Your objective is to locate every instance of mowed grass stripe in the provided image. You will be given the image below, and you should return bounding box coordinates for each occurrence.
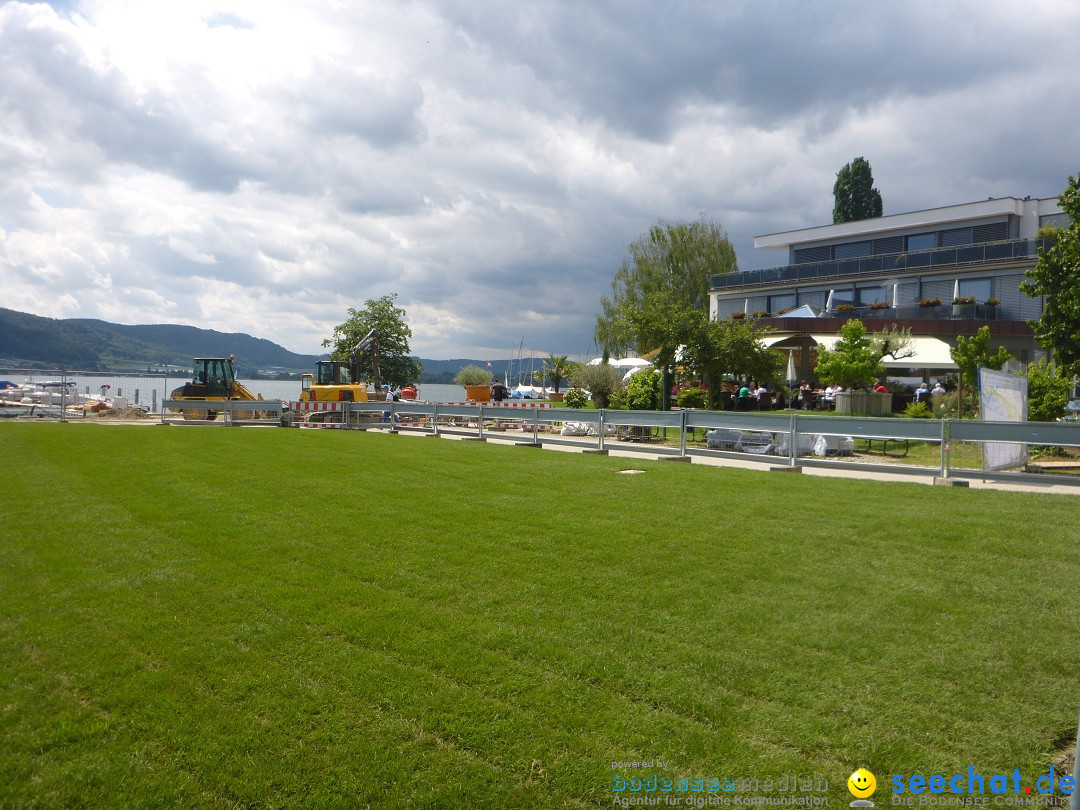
[1,424,1078,807]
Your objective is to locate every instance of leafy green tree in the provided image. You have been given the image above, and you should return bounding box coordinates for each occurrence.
[595,217,737,368]
[1021,172,1080,376]
[950,325,1011,389]
[832,157,883,224]
[682,318,781,409]
[1026,358,1071,422]
[569,363,623,409]
[624,367,661,410]
[542,354,578,394]
[814,319,883,389]
[323,294,423,388]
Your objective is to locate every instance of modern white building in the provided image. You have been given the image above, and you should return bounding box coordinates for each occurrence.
[710,195,1066,382]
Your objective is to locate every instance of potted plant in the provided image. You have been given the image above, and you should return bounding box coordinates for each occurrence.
[985,297,1000,320]
[752,310,770,318]
[870,301,891,310]
[952,295,976,317]
[453,364,494,402]
[731,311,746,319]
[919,296,942,308]
[835,303,855,314]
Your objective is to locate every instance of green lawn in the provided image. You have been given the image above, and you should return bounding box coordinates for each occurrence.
[2,424,1078,807]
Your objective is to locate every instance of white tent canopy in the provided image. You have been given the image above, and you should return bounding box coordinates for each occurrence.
[588,357,652,369]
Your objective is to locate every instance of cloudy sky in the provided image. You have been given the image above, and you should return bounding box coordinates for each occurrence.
[2,1,1078,359]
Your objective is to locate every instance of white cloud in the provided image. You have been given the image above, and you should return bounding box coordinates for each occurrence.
[1,0,1079,359]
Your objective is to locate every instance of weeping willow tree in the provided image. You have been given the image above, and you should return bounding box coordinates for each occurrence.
[595,217,737,370]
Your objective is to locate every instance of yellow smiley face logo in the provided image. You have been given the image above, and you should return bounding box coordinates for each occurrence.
[848,768,877,798]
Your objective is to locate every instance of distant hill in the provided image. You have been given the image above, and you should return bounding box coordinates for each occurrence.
[0,307,528,381]
[0,307,324,375]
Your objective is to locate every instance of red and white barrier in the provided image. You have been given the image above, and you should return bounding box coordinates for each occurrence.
[434,402,552,408]
[288,400,348,412]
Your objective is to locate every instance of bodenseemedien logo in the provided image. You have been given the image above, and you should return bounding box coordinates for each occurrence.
[849,768,877,808]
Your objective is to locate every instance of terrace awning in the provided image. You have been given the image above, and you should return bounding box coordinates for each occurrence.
[760,333,957,369]
[880,336,957,369]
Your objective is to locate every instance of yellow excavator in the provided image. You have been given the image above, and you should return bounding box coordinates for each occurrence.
[170,355,265,420]
[299,329,382,403]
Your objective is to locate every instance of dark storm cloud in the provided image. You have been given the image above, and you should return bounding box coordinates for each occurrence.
[437,1,1047,138]
[291,59,426,149]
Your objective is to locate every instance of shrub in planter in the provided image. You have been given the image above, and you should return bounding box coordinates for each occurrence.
[953,296,976,305]
[919,297,942,307]
[731,312,746,319]
[870,301,891,310]
[986,298,1000,307]
[752,310,770,318]
[453,364,494,386]
[835,304,854,312]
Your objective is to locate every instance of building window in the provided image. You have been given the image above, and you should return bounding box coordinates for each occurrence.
[957,278,991,302]
[1040,213,1070,229]
[834,241,872,260]
[939,227,973,247]
[907,233,936,251]
[769,294,796,313]
[856,286,887,305]
[794,245,831,264]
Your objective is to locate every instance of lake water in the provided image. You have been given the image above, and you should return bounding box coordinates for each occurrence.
[7,371,479,411]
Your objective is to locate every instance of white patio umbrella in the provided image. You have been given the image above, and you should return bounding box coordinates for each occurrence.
[825,290,834,311]
[743,298,750,315]
[892,283,899,308]
[786,349,797,383]
[609,357,652,369]
[953,278,960,301]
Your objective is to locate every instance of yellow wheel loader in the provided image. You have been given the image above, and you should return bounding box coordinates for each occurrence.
[170,355,265,421]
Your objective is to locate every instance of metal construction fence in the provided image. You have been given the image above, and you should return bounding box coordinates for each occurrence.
[247,399,1080,487]
[12,386,1079,487]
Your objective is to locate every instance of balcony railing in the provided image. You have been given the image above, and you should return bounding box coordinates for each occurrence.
[807,302,1001,321]
[712,238,1044,290]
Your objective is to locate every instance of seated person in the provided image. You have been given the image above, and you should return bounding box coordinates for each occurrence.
[873,382,889,393]
[822,383,841,408]
[915,382,930,401]
[797,380,814,409]
[931,381,946,395]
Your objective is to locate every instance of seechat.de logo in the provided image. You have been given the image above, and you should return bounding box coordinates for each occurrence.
[850,769,878,808]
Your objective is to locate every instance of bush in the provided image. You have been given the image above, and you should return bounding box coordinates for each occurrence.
[569,363,623,409]
[903,402,932,419]
[563,388,589,408]
[453,365,493,386]
[625,368,660,410]
[676,386,707,409]
[1027,358,1070,422]
[606,388,628,410]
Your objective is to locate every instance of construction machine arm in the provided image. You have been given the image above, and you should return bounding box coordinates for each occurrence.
[349,329,381,392]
